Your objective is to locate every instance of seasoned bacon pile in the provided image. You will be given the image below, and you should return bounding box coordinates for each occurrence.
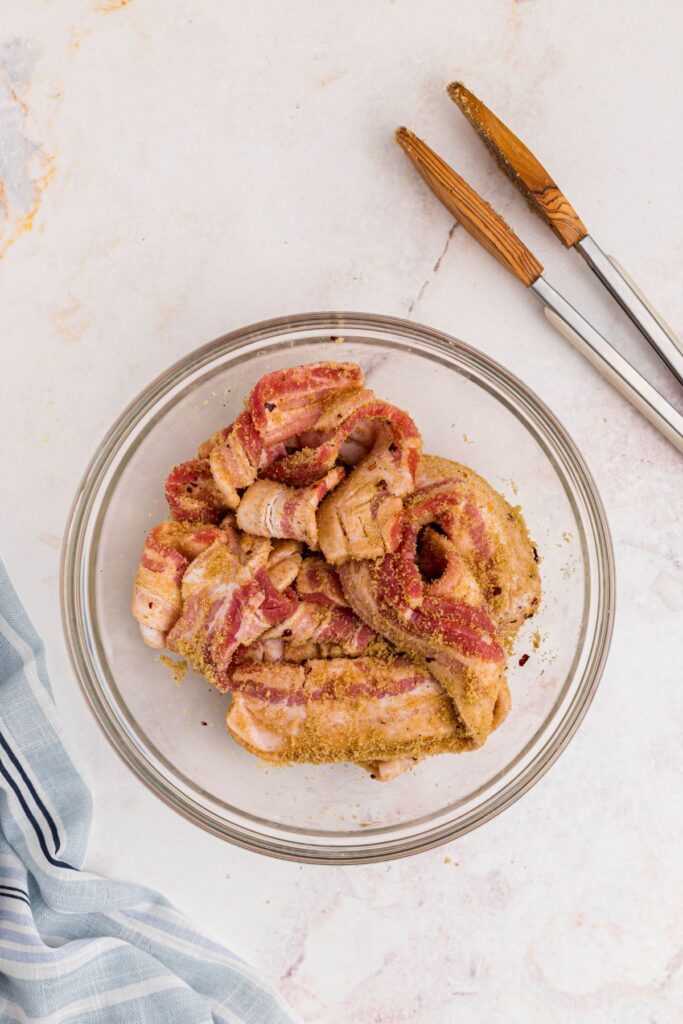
[132,361,540,780]
[340,456,540,746]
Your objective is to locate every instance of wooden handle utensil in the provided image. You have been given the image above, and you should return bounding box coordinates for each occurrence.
[395,125,683,452]
[395,126,542,286]
[447,82,683,386]
[447,82,588,248]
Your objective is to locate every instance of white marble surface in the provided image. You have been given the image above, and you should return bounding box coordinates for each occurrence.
[2,1,683,1021]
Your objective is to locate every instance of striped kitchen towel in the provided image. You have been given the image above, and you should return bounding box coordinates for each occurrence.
[0,559,299,1024]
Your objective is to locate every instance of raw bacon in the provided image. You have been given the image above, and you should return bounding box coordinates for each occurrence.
[360,757,418,782]
[263,391,421,563]
[341,555,507,747]
[263,393,420,489]
[134,362,541,779]
[266,539,303,591]
[131,521,227,647]
[295,556,347,607]
[414,456,541,638]
[316,452,406,564]
[166,539,297,686]
[230,557,376,665]
[165,459,228,524]
[339,454,540,745]
[316,419,419,562]
[232,586,377,666]
[261,600,375,652]
[207,411,274,509]
[235,467,345,548]
[249,362,363,444]
[226,657,474,764]
[199,363,363,507]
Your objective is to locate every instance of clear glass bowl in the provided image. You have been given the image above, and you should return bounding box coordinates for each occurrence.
[61,313,614,863]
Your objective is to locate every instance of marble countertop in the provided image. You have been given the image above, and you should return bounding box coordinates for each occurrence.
[2,2,682,1021]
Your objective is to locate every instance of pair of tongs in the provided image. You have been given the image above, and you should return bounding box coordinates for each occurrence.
[396,83,683,453]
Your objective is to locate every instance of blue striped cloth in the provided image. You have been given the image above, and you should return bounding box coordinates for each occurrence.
[0,560,299,1024]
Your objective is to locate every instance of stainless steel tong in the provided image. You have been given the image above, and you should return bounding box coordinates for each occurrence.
[396,84,683,453]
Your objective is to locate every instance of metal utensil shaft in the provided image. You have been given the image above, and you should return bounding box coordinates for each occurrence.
[530,276,683,452]
[576,235,683,387]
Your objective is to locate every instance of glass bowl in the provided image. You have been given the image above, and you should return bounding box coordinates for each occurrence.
[61,312,614,863]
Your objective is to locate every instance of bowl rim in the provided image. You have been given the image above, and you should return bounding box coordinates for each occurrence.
[60,311,615,864]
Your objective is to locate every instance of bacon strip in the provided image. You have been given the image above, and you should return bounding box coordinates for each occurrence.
[337,456,539,746]
[263,392,422,563]
[233,583,377,666]
[235,467,344,548]
[340,552,505,744]
[264,600,375,650]
[165,459,228,524]
[360,757,418,781]
[235,556,376,662]
[167,540,297,685]
[206,411,279,509]
[415,456,541,638]
[131,522,227,648]
[249,362,363,444]
[264,393,420,488]
[295,555,347,607]
[226,657,474,764]
[316,455,405,564]
[266,539,303,591]
[198,363,363,508]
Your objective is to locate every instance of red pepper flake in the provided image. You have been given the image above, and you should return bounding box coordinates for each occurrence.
[518,654,529,667]
[200,720,208,726]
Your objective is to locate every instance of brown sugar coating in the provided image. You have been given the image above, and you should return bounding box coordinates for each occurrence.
[131,362,541,780]
[416,455,541,646]
[226,658,475,765]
